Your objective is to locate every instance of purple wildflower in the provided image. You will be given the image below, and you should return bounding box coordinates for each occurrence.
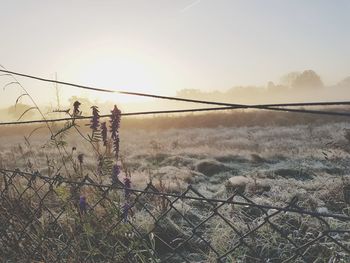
[113,137,120,159]
[110,105,121,138]
[112,164,120,184]
[122,202,130,222]
[73,101,81,117]
[110,105,121,159]
[90,106,100,131]
[79,196,87,214]
[101,122,108,146]
[124,177,131,198]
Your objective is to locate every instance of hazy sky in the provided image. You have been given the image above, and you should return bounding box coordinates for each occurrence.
[1,0,350,107]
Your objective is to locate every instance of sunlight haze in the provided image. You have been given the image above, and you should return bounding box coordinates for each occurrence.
[1,0,350,110]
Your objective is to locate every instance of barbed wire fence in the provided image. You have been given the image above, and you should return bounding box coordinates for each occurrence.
[3,68,350,127]
[1,69,350,262]
[0,168,349,262]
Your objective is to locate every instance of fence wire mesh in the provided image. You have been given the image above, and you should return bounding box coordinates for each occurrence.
[0,168,350,263]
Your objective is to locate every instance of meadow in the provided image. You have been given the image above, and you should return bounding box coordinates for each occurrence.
[1,115,350,208]
[1,110,350,262]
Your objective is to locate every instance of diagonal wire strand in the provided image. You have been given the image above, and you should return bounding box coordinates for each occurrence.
[1,104,350,126]
[1,69,350,110]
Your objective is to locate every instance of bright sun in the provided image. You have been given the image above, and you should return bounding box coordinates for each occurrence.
[63,50,160,104]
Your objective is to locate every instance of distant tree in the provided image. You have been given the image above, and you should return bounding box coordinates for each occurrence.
[280,70,323,89]
[267,81,275,89]
[280,72,300,87]
[337,76,350,87]
[176,89,203,98]
[291,70,324,89]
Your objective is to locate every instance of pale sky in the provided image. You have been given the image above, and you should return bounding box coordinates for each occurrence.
[1,0,350,107]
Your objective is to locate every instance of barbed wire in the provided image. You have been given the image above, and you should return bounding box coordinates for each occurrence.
[1,69,350,126]
[0,102,350,126]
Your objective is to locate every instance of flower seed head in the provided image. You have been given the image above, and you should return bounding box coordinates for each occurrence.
[90,106,100,131]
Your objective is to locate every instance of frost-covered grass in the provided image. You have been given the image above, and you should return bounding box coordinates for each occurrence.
[1,121,350,261]
[1,122,350,210]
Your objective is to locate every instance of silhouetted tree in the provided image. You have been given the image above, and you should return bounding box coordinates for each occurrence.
[291,70,323,89]
[280,72,300,87]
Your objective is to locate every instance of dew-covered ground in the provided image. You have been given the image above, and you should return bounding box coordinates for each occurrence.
[1,122,350,261]
[1,122,350,211]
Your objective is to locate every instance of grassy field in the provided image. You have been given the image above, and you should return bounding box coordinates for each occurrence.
[1,113,350,212]
[1,112,350,261]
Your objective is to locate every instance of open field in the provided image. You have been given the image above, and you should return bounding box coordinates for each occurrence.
[1,118,350,207]
[1,115,350,262]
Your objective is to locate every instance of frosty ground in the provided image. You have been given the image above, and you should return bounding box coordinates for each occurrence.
[1,121,350,213]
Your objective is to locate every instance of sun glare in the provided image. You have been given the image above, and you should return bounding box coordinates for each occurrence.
[65,51,160,104]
